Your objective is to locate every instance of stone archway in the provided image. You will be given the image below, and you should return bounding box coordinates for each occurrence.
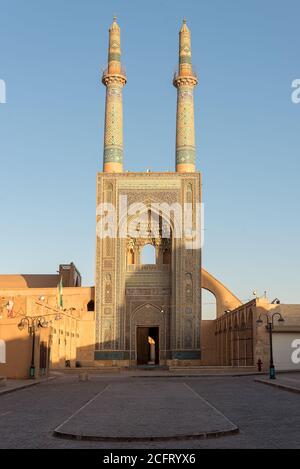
[130,304,167,366]
[202,288,217,320]
[201,269,242,318]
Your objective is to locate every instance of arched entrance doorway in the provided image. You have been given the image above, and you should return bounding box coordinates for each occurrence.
[136,326,159,365]
[130,304,167,367]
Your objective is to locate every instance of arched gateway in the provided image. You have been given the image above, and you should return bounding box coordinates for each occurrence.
[130,304,167,366]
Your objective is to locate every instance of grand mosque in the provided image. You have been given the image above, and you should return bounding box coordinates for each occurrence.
[0,19,299,378]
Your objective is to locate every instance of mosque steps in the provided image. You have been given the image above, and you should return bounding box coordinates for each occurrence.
[51,367,121,374]
[169,365,257,373]
[50,365,258,377]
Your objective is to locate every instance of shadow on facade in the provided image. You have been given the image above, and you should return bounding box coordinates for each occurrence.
[0,336,50,379]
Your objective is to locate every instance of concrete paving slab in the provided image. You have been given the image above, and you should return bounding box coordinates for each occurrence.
[54,380,238,441]
[53,367,265,379]
[0,376,56,396]
[255,373,300,394]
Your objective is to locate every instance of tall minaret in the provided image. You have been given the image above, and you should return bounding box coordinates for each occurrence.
[102,17,127,173]
[173,19,198,173]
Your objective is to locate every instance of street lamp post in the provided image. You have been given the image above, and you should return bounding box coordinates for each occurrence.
[18,316,49,379]
[256,312,284,379]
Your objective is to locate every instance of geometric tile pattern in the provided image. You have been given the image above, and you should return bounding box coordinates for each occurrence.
[173,20,198,171]
[102,17,127,170]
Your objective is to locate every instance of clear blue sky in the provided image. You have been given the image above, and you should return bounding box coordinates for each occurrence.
[0,0,299,305]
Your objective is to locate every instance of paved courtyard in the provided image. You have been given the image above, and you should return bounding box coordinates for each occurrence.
[0,373,299,448]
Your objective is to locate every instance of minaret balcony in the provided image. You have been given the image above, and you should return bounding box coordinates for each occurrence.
[102,67,127,86]
[173,70,198,88]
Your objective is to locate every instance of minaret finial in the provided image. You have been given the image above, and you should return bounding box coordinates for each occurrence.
[180,18,189,33]
[101,18,127,173]
[173,20,198,173]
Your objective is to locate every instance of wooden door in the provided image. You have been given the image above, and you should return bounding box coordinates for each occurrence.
[137,327,149,365]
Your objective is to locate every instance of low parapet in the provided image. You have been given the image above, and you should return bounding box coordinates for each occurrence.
[0,263,81,289]
[0,274,59,289]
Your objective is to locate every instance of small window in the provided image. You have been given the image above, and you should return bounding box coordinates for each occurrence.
[141,244,156,265]
[87,300,95,311]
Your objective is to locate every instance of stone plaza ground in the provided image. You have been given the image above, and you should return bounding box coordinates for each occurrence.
[0,372,300,449]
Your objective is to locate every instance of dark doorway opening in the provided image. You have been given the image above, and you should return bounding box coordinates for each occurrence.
[39,341,47,376]
[136,326,159,365]
[87,300,95,311]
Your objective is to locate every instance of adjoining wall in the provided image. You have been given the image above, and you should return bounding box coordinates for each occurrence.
[76,311,96,366]
[0,322,32,379]
[0,286,94,378]
[254,301,300,372]
[200,320,217,365]
[216,298,300,371]
[215,300,256,367]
